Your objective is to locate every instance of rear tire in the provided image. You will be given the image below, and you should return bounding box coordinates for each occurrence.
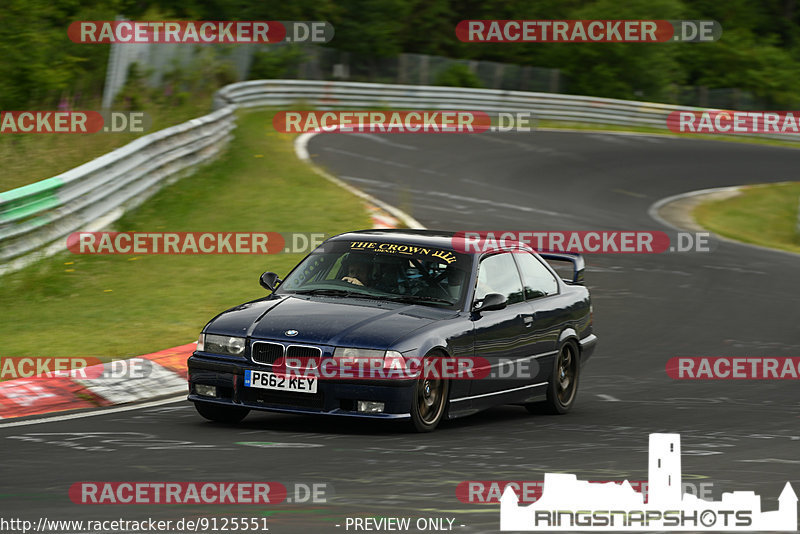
[526,341,579,415]
[194,402,249,423]
[409,354,450,432]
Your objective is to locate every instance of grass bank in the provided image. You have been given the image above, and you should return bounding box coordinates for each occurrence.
[0,96,215,192]
[0,110,371,359]
[693,182,800,254]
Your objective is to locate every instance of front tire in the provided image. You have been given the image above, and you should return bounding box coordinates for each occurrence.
[194,402,250,423]
[526,341,579,415]
[409,354,450,432]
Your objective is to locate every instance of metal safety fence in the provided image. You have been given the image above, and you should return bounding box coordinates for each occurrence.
[2,80,797,275]
[0,107,235,275]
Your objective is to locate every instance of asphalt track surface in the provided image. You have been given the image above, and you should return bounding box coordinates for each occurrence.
[2,131,799,533]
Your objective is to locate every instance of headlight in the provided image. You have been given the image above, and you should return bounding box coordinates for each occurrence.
[201,334,246,356]
[333,348,409,371]
[333,347,385,362]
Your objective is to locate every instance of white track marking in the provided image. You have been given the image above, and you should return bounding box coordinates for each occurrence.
[295,133,425,229]
[352,134,419,150]
[0,396,186,428]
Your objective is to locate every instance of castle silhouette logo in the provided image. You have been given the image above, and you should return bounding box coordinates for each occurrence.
[500,433,797,531]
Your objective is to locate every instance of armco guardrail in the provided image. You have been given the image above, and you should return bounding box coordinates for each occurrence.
[0,106,235,275]
[214,80,800,142]
[3,80,798,276]
[213,80,677,129]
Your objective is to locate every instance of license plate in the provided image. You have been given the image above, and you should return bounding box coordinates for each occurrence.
[244,370,317,394]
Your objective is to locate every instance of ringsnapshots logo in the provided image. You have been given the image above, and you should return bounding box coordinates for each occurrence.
[499,433,798,531]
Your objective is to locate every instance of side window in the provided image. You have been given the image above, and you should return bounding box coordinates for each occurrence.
[474,253,525,305]
[515,252,559,299]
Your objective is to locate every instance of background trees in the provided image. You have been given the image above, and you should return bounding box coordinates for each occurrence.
[2,0,799,109]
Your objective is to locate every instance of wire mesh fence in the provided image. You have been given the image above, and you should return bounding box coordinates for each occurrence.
[103,42,760,111]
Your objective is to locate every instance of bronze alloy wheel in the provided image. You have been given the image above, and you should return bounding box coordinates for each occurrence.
[555,342,578,406]
[410,355,450,432]
[526,341,580,415]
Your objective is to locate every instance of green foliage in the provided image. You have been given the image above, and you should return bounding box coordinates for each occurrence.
[249,45,308,79]
[5,0,800,111]
[327,0,412,57]
[115,63,149,110]
[162,46,239,95]
[434,63,483,88]
[0,0,123,109]
[535,0,686,101]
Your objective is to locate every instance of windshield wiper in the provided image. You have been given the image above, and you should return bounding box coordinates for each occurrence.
[376,294,456,306]
[292,288,370,298]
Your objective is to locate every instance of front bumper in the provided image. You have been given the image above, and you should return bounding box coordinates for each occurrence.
[187,354,414,419]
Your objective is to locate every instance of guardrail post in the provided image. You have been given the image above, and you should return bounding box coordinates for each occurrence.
[549,69,560,93]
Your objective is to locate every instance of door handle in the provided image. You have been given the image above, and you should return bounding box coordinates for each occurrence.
[523,315,534,326]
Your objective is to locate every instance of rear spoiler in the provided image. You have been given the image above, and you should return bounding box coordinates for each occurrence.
[538,252,585,285]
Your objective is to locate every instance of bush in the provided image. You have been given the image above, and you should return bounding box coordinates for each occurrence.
[434,63,482,88]
[249,45,307,79]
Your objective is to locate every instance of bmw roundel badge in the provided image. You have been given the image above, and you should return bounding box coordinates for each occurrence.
[285,329,299,337]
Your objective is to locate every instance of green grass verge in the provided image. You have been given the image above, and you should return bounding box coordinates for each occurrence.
[0,110,371,359]
[5,107,800,195]
[0,95,215,192]
[536,120,800,150]
[693,182,800,254]
[0,101,444,193]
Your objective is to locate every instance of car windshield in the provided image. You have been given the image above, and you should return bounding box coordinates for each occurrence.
[275,239,472,308]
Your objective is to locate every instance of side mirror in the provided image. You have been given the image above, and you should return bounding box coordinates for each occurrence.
[473,292,507,312]
[259,271,282,291]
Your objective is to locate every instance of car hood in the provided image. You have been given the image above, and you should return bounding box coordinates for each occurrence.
[206,295,454,349]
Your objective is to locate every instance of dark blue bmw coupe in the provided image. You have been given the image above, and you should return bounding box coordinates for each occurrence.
[187,229,597,432]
